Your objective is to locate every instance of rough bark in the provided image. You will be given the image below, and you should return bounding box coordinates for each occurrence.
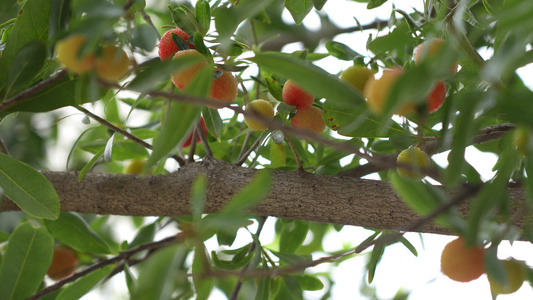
[0,159,528,235]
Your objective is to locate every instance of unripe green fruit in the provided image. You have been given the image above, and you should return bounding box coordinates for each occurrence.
[489,259,526,295]
[291,106,326,135]
[95,45,130,82]
[244,99,275,131]
[340,65,375,93]
[396,146,431,180]
[282,79,314,109]
[55,34,96,74]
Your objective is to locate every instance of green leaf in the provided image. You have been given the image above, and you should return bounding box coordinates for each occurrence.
[0,0,52,93]
[195,0,211,36]
[285,0,313,25]
[4,40,47,98]
[312,0,327,10]
[325,41,362,61]
[56,264,115,300]
[49,0,72,43]
[367,0,388,9]
[124,263,138,297]
[192,244,213,300]
[191,174,207,219]
[294,274,324,291]
[367,243,384,283]
[146,66,212,169]
[251,52,364,106]
[0,152,60,219]
[128,223,156,250]
[45,212,113,255]
[0,222,54,300]
[280,220,309,253]
[170,4,198,36]
[264,76,283,102]
[323,102,405,137]
[269,250,311,266]
[398,236,418,257]
[213,6,239,39]
[131,24,158,51]
[220,170,271,214]
[202,107,223,142]
[255,277,271,300]
[133,244,187,300]
[0,74,107,117]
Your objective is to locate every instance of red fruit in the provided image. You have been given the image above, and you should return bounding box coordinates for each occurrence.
[291,106,326,135]
[426,81,446,113]
[47,246,78,281]
[282,79,314,109]
[182,118,208,148]
[158,27,195,61]
[207,68,238,109]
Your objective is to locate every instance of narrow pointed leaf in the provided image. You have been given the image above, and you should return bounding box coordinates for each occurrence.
[0,222,54,300]
[45,212,113,254]
[0,152,60,219]
[56,264,115,300]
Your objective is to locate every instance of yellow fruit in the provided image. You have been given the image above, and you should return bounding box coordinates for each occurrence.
[291,106,326,135]
[415,38,458,75]
[340,65,375,93]
[55,34,96,73]
[244,99,275,131]
[95,45,131,82]
[396,146,431,180]
[489,259,526,295]
[47,246,78,281]
[440,237,485,283]
[123,159,149,174]
[364,68,414,116]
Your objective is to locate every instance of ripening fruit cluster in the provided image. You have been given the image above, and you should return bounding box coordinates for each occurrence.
[158,27,238,109]
[47,246,78,281]
[55,34,131,82]
[342,38,456,116]
[281,80,326,135]
[440,237,527,296]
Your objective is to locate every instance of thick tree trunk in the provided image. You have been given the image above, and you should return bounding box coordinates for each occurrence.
[0,159,528,235]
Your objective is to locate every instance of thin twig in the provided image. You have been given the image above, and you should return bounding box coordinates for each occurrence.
[0,70,68,111]
[76,105,186,167]
[285,135,303,170]
[28,235,182,300]
[235,133,267,166]
[197,123,213,158]
[229,217,267,300]
[188,125,198,163]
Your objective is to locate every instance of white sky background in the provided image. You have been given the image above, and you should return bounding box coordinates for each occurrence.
[64,0,533,299]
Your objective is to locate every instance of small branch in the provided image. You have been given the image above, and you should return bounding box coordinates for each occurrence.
[339,123,515,178]
[235,133,266,166]
[188,126,198,163]
[28,235,183,300]
[285,135,303,170]
[76,105,186,167]
[197,124,213,159]
[0,70,68,111]
[140,10,161,39]
[229,217,267,300]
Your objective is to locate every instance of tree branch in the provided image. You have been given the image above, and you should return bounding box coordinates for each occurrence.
[0,159,528,236]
